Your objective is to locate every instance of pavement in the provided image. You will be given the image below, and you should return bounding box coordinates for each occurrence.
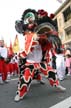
[0,75,71,108]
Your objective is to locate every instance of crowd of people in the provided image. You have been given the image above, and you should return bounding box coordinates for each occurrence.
[0,39,19,84]
[0,39,71,82]
[50,48,71,81]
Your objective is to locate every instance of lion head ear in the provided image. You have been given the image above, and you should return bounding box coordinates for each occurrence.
[49,13,55,19]
[37,9,48,18]
[21,8,38,21]
[21,9,32,20]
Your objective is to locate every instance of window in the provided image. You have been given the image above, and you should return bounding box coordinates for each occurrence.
[53,19,58,30]
[63,6,71,22]
[65,29,71,40]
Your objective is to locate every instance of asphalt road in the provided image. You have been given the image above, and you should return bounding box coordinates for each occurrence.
[0,75,71,108]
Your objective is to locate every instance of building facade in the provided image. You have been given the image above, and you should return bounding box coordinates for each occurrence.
[53,0,71,49]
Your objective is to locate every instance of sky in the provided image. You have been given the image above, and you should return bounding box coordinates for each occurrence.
[0,0,66,48]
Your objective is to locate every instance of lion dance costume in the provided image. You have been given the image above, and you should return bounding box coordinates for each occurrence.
[14,9,66,101]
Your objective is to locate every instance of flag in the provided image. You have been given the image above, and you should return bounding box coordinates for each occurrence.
[4,43,7,48]
[13,35,20,53]
[57,0,63,3]
[8,40,14,56]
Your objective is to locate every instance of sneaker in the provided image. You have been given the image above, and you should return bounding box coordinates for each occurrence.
[39,80,45,85]
[59,78,64,81]
[0,80,4,85]
[7,74,11,80]
[14,94,21,102]
[0,76,4,84]
[4,80,9,83]
[37,79,45,85]
[67,73,71,76]
[56,85,66,91]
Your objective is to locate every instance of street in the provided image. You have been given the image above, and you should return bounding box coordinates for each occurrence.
[0,75,71,108]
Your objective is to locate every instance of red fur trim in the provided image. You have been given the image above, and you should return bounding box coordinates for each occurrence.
[36,74,42,80]
[19,51,27,58]
[49,79,54,86]
[55,80,59,86]
[38,9,48,17]
[49,79,59,86]
[20,86,27,97]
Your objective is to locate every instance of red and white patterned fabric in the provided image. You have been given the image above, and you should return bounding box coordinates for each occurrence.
[15,33,60,99]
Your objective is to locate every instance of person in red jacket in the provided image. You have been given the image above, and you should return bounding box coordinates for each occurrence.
[0,38,8,84]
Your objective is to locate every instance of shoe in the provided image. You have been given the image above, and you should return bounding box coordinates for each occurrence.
[58,77,65,81]
[14,94,21,102]
[39,80,45,85]
[56,85,66,91]
[67,73,71,76]
[59,78,64,81]
[7,74,11,80]
[4,80,9,83]
[0,76,4,84]
[0,80,4,85]
[37,80,45,85]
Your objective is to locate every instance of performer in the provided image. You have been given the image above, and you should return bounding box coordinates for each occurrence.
[56,48,66,81]
[0,38,8,83]
[13,53,19,75]
[14,9,66,101]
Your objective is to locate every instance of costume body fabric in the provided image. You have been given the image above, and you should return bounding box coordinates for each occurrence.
[15,33,60,100]
[14,9,66,101]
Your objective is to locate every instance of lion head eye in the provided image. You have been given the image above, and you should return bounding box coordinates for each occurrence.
[24,12,35,24]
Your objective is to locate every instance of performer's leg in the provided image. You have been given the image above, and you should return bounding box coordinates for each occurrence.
[10,63,14,76]
[15,63,19,75]
[4,63,11,81]
[40,63,66,91]
[14,68,34,102]
[47,70,59,86]
[48,70,66,91]
[67,67,71,75]
[2,63,8,82]
[0,60,4,84]
[40,64,59,86]
[33,70,45,84]
[0,74,4,84]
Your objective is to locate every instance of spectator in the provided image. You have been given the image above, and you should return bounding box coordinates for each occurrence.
[0,39,8,84]
[56,48,66,81]
[65,54,71,76]
[52,55,56,69]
